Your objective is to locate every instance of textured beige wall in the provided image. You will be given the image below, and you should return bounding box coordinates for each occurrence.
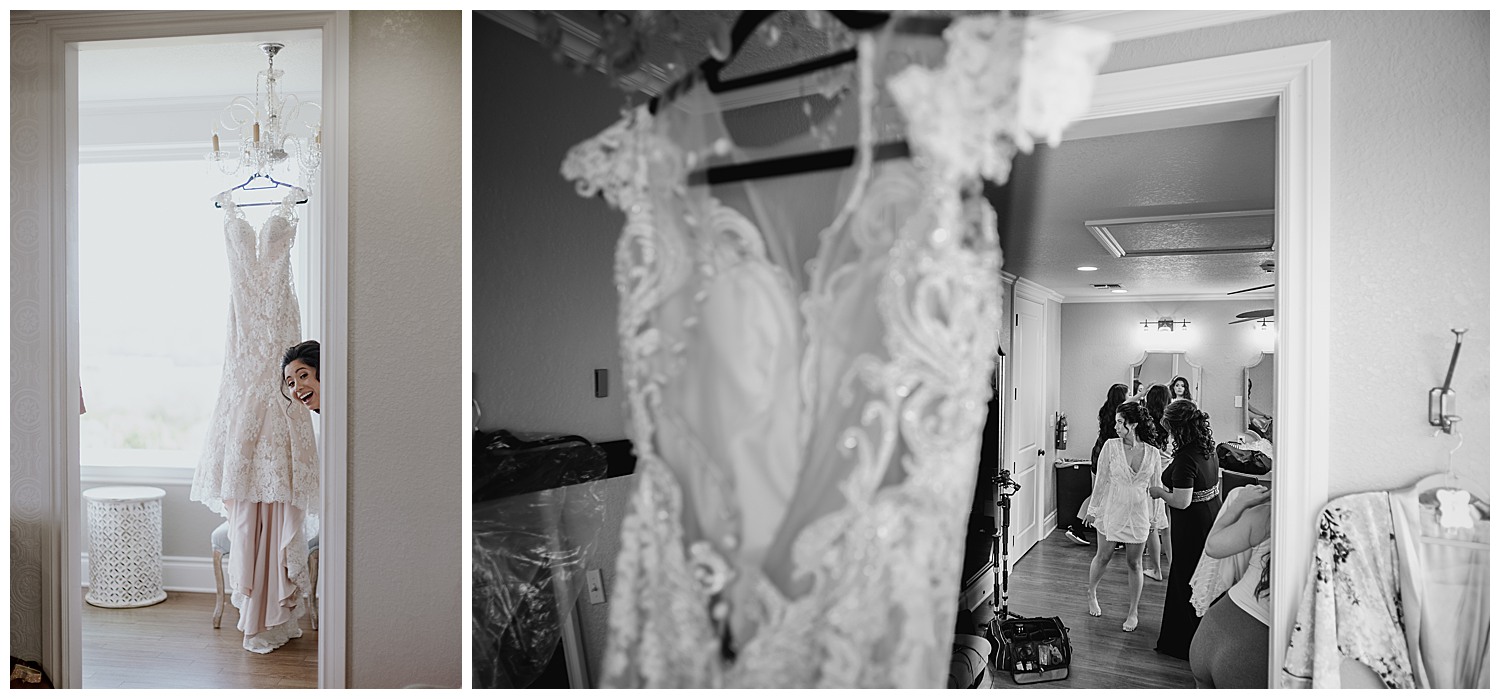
[347,10,462,688]
[10,18,52,663]
[1103,10,1489,498]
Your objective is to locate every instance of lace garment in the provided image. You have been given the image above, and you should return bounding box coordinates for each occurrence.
[562,13,1108,688]
[191,187,319,653]
[1087,438,1165,545]
[191,188,320,516]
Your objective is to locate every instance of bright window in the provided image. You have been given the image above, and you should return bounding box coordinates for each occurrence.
[78,158,310,469]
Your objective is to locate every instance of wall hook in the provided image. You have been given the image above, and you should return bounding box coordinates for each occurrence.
[1428,327,1467,433]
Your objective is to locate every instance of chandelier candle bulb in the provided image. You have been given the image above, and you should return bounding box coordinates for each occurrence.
[212,132,219,152]
[253,122,260,144]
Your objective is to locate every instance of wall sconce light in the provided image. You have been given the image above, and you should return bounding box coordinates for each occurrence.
[1141,318,1190,332]
[1255,319,1274,331]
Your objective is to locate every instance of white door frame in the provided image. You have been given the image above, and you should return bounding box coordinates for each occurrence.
[19,10,350,689]
[1079,42,1331,684]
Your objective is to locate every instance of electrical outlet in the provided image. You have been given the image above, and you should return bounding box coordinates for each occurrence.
[586,568,605,605]
[594,369,609,398]
[1234,395,1243,408]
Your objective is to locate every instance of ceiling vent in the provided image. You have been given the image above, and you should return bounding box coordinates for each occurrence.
[1085,209,1274,258]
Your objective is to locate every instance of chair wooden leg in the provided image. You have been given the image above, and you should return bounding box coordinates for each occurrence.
[308,549,319,630]
[212,549,225,629]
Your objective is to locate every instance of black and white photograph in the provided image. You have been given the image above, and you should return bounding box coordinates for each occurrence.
[472,9,1488,691]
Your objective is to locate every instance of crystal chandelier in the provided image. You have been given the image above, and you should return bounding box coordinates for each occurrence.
[209,42,321,187]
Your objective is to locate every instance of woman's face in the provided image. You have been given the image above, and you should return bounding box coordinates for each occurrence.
[1172,379,1187,397]
[1114,414,1133,440]
[284,359,319,412]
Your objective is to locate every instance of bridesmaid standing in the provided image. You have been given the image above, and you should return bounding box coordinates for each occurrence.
[1148,399,1222,660]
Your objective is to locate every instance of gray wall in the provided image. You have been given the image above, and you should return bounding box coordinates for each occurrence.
[346,9,462,688]
[1055,299,1279,462]
[472,15,629,442]
[1103,10,1489,498]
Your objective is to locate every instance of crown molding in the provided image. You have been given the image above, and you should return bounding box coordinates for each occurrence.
[480,10,1291,114]
[1033,10,1291,43]
[479,10,669,96]
[1061,291,1275,304]
[1012,275,1065,304]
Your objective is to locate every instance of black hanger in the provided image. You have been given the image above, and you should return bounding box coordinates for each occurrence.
[649,11,894,115]
[214,172,309,209]
[647,11,948,187]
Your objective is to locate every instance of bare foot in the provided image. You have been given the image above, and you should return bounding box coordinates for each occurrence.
[1123,613,1139,632]
[1088,593,1102,617]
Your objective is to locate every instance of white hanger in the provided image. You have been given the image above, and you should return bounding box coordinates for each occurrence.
[1402,423,1488,547]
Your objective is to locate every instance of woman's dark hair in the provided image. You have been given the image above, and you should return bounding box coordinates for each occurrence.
[1170,375,1194,400]
[1144,384,1171,431]
[1254,549,1271,600]
[1097,383,1130,438]
[1162,398,1213,459]
[279,340,320,404]
[1116,400,1160,448]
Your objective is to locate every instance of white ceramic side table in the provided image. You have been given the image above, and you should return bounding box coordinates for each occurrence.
[83,486,168,608]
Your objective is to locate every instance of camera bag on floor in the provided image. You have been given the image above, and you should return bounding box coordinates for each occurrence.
[996,616,1072,684]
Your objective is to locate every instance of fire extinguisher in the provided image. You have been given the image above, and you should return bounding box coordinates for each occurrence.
[1054,412,1068,451]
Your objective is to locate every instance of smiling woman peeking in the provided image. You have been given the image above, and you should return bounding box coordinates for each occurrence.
[281,340,321,414]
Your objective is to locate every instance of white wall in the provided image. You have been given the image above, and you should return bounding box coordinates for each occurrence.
[346,10,462,688]
[472,16,628,442]
[1056,299,1279,466]
[1103,10,1489,498]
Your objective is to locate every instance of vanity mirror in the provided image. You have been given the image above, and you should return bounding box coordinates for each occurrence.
[1243,351,1275,439]
[1129,351,1202,402]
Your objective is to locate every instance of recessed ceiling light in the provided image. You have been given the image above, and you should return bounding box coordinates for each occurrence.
[1111,289,1128,294]
[1077,266,1098,271]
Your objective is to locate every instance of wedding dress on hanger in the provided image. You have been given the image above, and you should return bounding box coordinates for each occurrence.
[563,13,1109,687]
[191,186,320,653]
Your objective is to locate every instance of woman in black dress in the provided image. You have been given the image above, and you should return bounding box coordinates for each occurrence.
[1147,398,1221,660]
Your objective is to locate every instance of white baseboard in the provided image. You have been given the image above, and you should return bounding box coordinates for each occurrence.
[81,553,219,594]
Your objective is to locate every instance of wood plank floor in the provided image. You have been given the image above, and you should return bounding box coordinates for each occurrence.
[82,591,317,689]
[988,529,1194,689]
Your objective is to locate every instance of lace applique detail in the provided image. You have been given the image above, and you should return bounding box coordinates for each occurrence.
[887,14,1110,189]
[191,189,319,518]
[569,14,1108,687]
[561,107,652,210]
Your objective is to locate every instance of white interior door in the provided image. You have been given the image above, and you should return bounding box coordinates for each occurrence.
[1006,293,1046,557]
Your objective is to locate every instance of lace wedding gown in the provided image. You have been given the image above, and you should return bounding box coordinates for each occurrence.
[563,13,1109,688]
[191,186,320,653]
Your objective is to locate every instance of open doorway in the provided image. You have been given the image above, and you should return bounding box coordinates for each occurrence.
[974,40,1330,690]
[74,29,324,689]
[49,16,343,687]
[987,109,1278,688]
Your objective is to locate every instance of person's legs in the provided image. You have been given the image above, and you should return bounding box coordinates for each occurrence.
[1086,535,1116,617]
[1144,530,1163,580]
[1190,598,1269,689]
[1122,541,1145,631]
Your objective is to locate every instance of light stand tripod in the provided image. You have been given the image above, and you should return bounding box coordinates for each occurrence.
[986,465,1023,653]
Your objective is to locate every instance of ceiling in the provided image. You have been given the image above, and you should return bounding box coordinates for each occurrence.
[77,29,322,104]
[999,116,1277,301]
